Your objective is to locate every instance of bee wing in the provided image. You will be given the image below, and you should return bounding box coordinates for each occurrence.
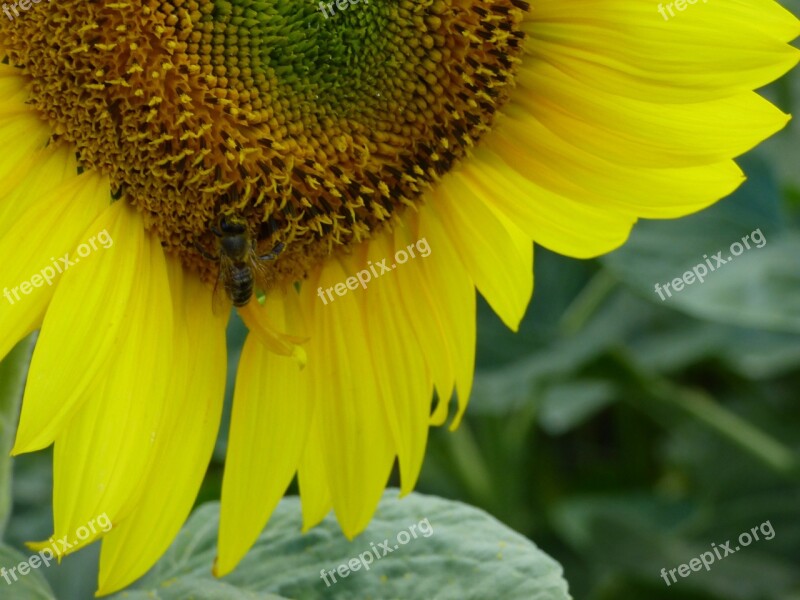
[248,244,281,300]
[212,254,234,316]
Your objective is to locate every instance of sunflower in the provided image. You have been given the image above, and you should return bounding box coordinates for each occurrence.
[0,0,797,594]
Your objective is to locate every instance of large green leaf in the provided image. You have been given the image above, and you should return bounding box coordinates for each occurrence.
[0,542,56,599]
[116,490,570,600]
[0,334,35,537]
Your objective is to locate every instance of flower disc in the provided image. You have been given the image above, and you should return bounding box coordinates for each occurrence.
[0,0,528,283]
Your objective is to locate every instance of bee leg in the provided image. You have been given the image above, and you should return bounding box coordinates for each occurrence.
[211,225,223,237]
[194,241,218,261]
[259,242,284,261]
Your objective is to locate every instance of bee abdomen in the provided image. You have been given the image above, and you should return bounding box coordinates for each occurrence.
[229,265,254,307]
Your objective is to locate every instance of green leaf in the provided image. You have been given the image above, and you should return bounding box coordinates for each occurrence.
[0,542,56,599]
[0,334,35,537]
[116,580,286,600]
[121,490,571,600]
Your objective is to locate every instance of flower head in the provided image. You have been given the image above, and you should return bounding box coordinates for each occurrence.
[0,0,796,594]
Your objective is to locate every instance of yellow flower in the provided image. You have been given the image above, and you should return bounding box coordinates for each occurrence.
[0,0,796,594]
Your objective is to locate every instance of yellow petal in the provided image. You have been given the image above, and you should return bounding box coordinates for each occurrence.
[524,1,799,103]
[12,193,154,454]
[363,232,431,495]
[96,258,226,596]
[298,408,333,532]
[465,146,636,259]
[416,205,476,430]
[45,210,173,556]
[0,143,79,239]
[0,170,107,363]
[296,268,333,533]
[216,288,311,577]
[433,172,533,331]
[304,257,395,537]
[516,62,790,168]
[238,299,308,365]
[488,107,747,220]
[0,63,32,104]
[391,219,455,408]
[0,109,51,190]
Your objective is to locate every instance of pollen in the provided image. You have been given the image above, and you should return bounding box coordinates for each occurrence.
[0,0,529,284]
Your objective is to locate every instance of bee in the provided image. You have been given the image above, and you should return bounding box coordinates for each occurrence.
[196,214,284,312]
